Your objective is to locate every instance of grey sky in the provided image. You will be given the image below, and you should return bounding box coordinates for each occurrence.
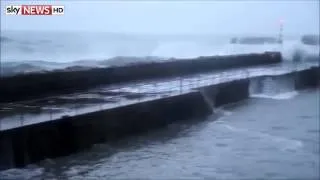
[1,0,319,35]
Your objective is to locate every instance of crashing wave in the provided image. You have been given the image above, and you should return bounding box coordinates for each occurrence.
[291,34,319,62]
[1,56,166,76]
[1,31,318,76]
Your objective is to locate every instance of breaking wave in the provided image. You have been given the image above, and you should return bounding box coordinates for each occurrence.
[1,31,318,75]
[2,31,316,61]
[250,91,298,100]
[249,75,299,100]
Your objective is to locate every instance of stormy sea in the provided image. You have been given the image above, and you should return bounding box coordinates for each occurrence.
[0,31,319,179]
[0,88,319,179]
[1,31,318,76]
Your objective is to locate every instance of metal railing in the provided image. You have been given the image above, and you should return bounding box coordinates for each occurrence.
[0,64,307,131]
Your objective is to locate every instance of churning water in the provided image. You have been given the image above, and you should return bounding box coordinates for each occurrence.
[1,31,318,77]
[0,89,318,179]
[1,31,319,179]
[1,31,317,63]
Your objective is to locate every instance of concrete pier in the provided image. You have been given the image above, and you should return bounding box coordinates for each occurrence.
[0,52,281,103]
[0,61,318,170]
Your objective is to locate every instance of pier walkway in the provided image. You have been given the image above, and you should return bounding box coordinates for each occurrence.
[0,61,318,132]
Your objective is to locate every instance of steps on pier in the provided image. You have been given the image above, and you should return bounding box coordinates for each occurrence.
[250,75,295,96]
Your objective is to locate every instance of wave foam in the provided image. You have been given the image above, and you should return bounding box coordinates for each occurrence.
[251,91,298,100]
[1,32,318,63]
[223,124,303,151]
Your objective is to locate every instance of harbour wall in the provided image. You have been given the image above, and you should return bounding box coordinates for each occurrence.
[0,52,281,103]
[0,65,318,170]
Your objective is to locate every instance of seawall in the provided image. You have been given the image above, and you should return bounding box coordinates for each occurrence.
[0,52,281,103]
[0,65,318,170]
[295,67,320,90]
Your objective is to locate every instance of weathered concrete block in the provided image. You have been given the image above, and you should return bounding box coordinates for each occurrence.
[0,91,211,169]
[295,67,320,89]
[214,80,250,107]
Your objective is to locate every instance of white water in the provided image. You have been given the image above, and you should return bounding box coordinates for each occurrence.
[251,91,299,100]
[1,89,318,179]
[1,31,318,63]
[249,73,300,100]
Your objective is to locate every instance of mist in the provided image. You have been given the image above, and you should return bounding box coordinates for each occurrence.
[1,1,319,35]
[0,1,319,66]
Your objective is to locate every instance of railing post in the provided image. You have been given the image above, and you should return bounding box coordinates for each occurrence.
[74,94,77,115]
[50,105,52,121]
[197,75,199,88]
[0,112,3,130]
[20,113,23,126]
[117,87,120,106]
[76,94,78,115]
[222,73,224,83]
[138,85,141,102]
[48,100,53,120]
[187,80,190,91]
[180,77,182,94]
[50,107,52,120]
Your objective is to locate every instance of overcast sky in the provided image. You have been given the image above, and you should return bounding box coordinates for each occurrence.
[1,0,319,35]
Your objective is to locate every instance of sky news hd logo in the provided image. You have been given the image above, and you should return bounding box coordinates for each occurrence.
[6,5,64,15]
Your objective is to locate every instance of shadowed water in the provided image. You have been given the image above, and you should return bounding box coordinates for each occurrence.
[0,89,319,179]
